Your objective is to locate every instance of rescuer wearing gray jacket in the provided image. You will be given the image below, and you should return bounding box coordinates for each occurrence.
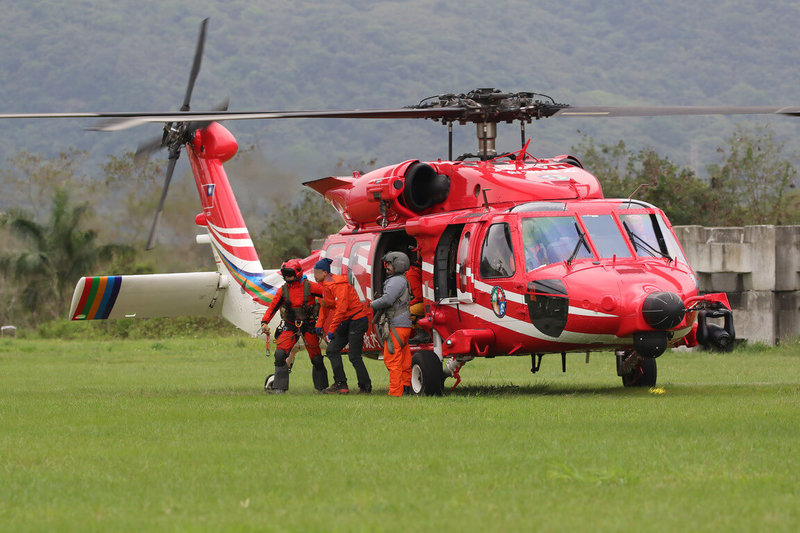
[370,251,413,396]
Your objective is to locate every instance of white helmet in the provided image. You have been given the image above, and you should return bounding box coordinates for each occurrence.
[382,251,410,274]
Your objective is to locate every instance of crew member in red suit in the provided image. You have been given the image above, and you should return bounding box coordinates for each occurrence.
[260,259,328,394]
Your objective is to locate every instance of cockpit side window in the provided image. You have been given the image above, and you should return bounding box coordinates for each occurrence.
[479,223,516,279]
[656,214,688,263]
[619,213,669,258]
[581,215,631,258]
[522,216,592,271]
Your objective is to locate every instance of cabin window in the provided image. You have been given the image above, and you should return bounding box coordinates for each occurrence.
[323,243,346,275]
[581,215,631,258]
[348,241,371,301]
[521,216,592,271]
[480,223,516,279]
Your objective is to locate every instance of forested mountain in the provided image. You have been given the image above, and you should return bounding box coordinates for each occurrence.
[2,0,800,187]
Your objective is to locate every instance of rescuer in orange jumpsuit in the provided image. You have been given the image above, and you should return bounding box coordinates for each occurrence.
[313,257,372,394]
[260,259,328,394]
[370,252,412,396]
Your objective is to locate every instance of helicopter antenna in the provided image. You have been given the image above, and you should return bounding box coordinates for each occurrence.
[626,182,650,207]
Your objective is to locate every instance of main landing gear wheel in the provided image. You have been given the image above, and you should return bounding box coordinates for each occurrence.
[264,374,275,391]
[621,358,657,387]
[410,350,444,396]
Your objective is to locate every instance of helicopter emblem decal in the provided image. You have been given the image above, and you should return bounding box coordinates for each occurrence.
[491,286,507,318]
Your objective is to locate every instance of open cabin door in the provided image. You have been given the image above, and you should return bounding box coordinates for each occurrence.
[372,230,418,298]
[433,223,475,304]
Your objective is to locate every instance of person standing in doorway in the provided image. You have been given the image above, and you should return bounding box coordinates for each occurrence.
[370,251,412,397]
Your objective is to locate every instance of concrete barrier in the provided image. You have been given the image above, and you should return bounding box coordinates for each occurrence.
[674,225,800,345]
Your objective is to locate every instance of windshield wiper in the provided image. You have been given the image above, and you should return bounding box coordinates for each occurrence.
[622,221,671,260]
[566,222,590,265]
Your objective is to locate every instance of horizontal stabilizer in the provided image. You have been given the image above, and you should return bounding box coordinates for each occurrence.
[69,272,224,320]
[303,176,354,196]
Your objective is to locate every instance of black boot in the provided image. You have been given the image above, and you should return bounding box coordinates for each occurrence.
[311,355,329,392]
[272,349,290,392]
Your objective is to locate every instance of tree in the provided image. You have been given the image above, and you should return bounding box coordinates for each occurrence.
[0,188,128,323]
[253,189,344,268]
[99,151,166,244]
[0,149,88,218]
[706,125,799,225]
[572,135,712,225]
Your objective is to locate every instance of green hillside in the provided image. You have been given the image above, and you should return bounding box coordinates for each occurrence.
[2,0,800,183]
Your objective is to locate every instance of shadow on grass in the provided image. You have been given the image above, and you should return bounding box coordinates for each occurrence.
[447,382,636,397]
[444,381,800,398]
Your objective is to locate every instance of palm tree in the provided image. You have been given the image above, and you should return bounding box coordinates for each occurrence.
[1,188,128,322]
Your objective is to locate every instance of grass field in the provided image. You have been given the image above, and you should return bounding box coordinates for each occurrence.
[2,336,799,532]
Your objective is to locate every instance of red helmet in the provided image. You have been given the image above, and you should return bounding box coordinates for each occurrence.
[280,259,303,281]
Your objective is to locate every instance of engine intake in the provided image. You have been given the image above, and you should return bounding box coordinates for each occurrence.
[403,162,450,212]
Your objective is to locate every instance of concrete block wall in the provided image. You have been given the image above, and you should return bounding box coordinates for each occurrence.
[674,225,800,345]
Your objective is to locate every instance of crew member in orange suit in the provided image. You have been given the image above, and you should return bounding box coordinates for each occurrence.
[313,258,372,394]
[260,259,327,394]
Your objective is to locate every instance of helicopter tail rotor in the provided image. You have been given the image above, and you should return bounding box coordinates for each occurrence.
[134,97,229,167]
[142,18,211,249]
[146,148,180,250]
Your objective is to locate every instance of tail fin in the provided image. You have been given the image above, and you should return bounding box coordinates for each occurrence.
[185,122,283,333]
[69,122,321,336]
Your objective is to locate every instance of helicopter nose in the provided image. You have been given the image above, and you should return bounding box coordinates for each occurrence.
[642,291,686,330]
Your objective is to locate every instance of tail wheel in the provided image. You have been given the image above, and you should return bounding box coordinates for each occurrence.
[410,350,444,396]
[621,358,657,387]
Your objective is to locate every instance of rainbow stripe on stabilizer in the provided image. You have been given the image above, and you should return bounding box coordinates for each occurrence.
[71,276,122,320]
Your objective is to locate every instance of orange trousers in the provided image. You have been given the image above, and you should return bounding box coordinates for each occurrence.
[383,327,412,397]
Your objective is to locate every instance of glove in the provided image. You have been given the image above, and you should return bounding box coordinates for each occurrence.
[315,327,324,337]
[260,323,270,336]
[327,332,334,342]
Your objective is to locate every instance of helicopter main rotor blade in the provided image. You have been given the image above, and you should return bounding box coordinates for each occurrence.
[184,97,231,135]
[6,104,800,132]
[182,18,208,112]
[548,105,800,118]
[83,107,467,132]
[146,152,179,250]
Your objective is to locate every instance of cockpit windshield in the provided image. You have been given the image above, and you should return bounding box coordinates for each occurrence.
[522,216,592,270]
[521,211,687,272]
[619,213,662,257]
[580,215,631,259]
[618,213,687,262]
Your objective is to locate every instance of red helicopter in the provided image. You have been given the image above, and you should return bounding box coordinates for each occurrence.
[3,19,793,394]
